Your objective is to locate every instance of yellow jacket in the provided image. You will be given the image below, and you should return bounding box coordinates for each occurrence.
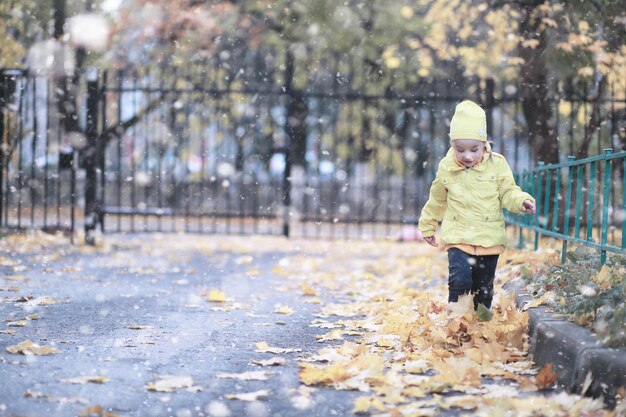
[418,148,534,247]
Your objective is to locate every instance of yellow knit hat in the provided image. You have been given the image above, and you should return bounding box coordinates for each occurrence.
[449,100,487,141]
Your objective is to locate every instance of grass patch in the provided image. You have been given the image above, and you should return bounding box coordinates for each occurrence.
[526,247,626,348]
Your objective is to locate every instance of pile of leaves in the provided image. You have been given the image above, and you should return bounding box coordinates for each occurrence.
[527,247,626,348]
[271,243,613,416]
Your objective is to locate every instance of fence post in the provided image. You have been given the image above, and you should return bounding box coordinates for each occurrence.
[83,69,101,245]
[282,49,294,238]
[534,162,544,250]
[622,158,626,250]
[600,148,613,264]
[517,171,527,249]
[561,156,576,263]
[0,71,5,228]
[587,161,596,241]
[543,169,552,232]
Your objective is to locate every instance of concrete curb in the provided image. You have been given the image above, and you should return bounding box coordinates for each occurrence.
[503,279,626,409]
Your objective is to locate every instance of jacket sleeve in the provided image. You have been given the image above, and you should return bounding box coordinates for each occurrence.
[498,158,535,213]
[418,165,447,237]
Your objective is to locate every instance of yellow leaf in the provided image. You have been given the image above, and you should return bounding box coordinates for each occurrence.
[61,376,109,384]
[225,389,271,401]
[556,42,574,52]
[521,39,540,49]
[593,265,612,290]
[235,255,253,264]
[316,330,344,342]
[301,282,317,296]
[273,305,294,315]
[207,289,226,302]
[216,371,270,381]
[79,405,119,417]
[299,362,351,385]
[431,357,482,387]
[375,338,396,348]
[400,6,414,19]
[542,18,557,28]
[578,66,595,77]
[145,375,196,392]
[526,291,555,309]
[579,20,590,33]
[404,360,430,374]
[250,357,286,366]
[6,340,60,355]
[24,296,58,306]
[255,341,301,354]
[353,396,386,413]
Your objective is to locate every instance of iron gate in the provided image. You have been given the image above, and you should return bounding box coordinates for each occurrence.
[95,54,496,240]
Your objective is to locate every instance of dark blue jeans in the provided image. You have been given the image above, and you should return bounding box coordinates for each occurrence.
[447,248,499,309]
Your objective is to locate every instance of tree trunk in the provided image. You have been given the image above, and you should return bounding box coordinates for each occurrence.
[517,2,559,164]
[283,49,307,168]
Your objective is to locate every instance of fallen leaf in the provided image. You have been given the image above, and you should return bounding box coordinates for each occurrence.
[7,340,60,355]
[225,389,271,401]
[273,305,294,315]
[431,357,481,388]
[216,371,270,381]
[525,292,555,309]
[23,390,51,400]
[254,341,301,354]
[145,375,199,392]
[316,330,345,342]
[353,396,386,413]
[24,296,58,306]
[79,405,119,417]
[404,360,430,374]
[127,325,149,330]
[207,290,226,303]
[535,363,557,389]
[4,274,27,281]
[0,329,17,335]
[299,362,352,386]
[7,321,26,327]
[301,282,317,296]
[250,357,286,366]
[61,376,109,384]
[235,256,254,264]
[593,265,612,290]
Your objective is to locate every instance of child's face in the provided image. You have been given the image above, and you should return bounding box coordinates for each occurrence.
[452,139,485,168]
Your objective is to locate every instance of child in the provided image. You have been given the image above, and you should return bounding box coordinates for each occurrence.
[418,100,536,310]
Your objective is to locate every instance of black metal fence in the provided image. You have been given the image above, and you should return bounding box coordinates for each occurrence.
[1,52,624,241]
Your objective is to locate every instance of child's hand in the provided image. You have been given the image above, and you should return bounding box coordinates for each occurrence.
[520,199,536,214]
[424,236,439,247]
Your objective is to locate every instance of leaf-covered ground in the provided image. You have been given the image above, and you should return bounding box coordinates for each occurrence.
[0,231,622,417]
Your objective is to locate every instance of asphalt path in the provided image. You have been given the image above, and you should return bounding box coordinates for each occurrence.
[0,234,372,417]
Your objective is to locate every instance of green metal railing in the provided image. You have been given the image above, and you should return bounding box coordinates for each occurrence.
[507,149,626,264]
